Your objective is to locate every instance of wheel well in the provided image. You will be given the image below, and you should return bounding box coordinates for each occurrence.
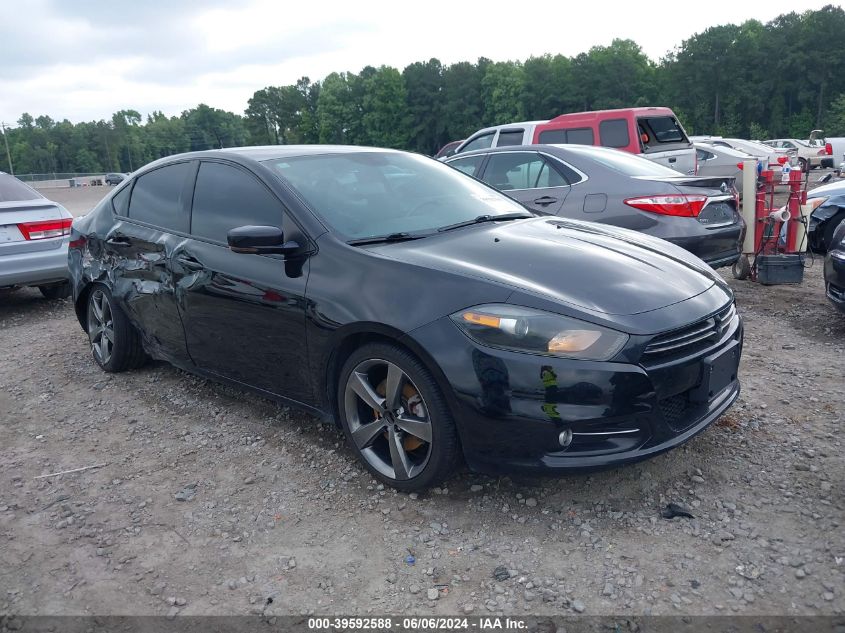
[74,282,94,330]
[325,330,458,430]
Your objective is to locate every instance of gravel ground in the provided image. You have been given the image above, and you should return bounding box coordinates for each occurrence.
[1,183,843,618]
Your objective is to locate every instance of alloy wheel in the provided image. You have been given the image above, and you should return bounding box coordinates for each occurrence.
[343,359,433,481]
[89,290,115,365]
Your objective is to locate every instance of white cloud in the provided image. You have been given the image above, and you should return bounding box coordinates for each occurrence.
[0,0,833,123]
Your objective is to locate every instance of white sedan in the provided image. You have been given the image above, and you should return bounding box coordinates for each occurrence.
[0,172,72,299]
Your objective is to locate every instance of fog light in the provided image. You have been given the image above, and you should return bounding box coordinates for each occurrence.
[558,429,573,448]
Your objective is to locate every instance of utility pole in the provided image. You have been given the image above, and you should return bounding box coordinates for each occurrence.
[0,122,13,175]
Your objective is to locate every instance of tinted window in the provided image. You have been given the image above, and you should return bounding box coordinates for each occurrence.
[267,152,526,239]
[461,133,495,153]
[599,119,629,148]
[696,148,715,161]
[112,183,131,216]
[448,155,485,177]
[547,157,583,184]
[0,174,42,202]
[496,129,525,147]
[191,162,283,243]
[638,116,687,145]
[128,162,191,231]
[483,153,568,191]
[538,128,595,146]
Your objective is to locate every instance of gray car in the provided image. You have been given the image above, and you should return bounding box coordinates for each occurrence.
[445,144,744,268]
[0,172,72,298]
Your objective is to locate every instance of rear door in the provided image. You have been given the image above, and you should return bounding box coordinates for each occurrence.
[173,160,312,402]
[478,151,570,214]
[636,115,696,175]
[107,161,195,365]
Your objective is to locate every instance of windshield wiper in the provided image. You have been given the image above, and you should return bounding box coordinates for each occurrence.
[347,232,428,246]
[437,212,533,233]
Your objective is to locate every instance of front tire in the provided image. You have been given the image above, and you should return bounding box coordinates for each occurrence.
[86,286,147,372]
[39,282,71,300]
[337,343,460,492]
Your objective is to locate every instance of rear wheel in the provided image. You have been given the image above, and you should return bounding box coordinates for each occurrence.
[732,255,751,280]
[39,282,71,300]
[87,286,147,372]
[798,158,808,173]
[338,343,460,491]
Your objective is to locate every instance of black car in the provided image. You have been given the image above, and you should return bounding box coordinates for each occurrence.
[446,144,744,269]
[69,146,743,491]
[824,219,845,313]
[807,179,845,253]
[105,173,127,186]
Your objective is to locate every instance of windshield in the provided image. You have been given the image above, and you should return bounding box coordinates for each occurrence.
[559,145,681,177]
[265,151,527,239]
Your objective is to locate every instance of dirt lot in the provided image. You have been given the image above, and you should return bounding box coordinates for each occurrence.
[1,185,843,619]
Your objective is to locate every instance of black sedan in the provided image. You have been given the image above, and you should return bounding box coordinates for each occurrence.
[807,179,845,253]
[824,219,845,313]
[68,146,743,490]
[445,144,744,269]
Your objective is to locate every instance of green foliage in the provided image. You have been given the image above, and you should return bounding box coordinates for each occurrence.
[6,5,845,172]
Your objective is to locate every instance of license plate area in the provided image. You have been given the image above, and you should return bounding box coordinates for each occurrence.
[690,341,739,403]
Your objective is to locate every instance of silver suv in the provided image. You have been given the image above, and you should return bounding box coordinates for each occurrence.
[0,173,72,299]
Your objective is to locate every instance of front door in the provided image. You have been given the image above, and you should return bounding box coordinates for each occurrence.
[172,160,312,403]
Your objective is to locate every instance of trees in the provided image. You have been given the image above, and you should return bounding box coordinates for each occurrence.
[5,5,845,172]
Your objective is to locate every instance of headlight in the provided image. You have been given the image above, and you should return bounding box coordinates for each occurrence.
[450,304,629,361]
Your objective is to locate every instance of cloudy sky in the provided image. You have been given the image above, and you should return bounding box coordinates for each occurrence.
[0,0,833,125]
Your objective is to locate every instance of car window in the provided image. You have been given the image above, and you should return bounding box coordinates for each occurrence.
[191,162,283,243]
[0,174,42,202]
[266,151,526,240]
[599,119,629,148]
[538,127,595,146]
[461,133,495,153]
[638,116,687,145]
[496,129,525,147]
[448,155,485,177]
[696,149,715,161]
[112,183,131,216]
[127,162,191,232]
[483,153,568,191]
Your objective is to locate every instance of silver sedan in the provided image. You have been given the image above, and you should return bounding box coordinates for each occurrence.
[695,143,754,197]
[0,172,72,299]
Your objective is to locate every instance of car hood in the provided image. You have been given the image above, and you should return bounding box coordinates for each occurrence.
[807,180,845,199]
[368,218,719,316]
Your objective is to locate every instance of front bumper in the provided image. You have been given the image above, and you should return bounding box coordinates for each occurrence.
[824,250,845,313]
[0,239,70,288]
[411,309,743,475]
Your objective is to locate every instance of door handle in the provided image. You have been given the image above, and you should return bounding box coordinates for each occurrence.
[175,254,204,271]
[106,236,130,247]
[533,196,558,206]
[668,157,677,163]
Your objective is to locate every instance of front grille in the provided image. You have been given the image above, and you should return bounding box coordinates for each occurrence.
[829,283,844,302]
[658,393,695,432]
[643,303,736,360]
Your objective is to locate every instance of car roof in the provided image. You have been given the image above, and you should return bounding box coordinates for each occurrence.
[445,143,632,160]
[135,145,407,173]
[694,142,750,156]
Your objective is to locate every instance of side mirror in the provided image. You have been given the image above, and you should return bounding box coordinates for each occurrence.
[227,225,300,255]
